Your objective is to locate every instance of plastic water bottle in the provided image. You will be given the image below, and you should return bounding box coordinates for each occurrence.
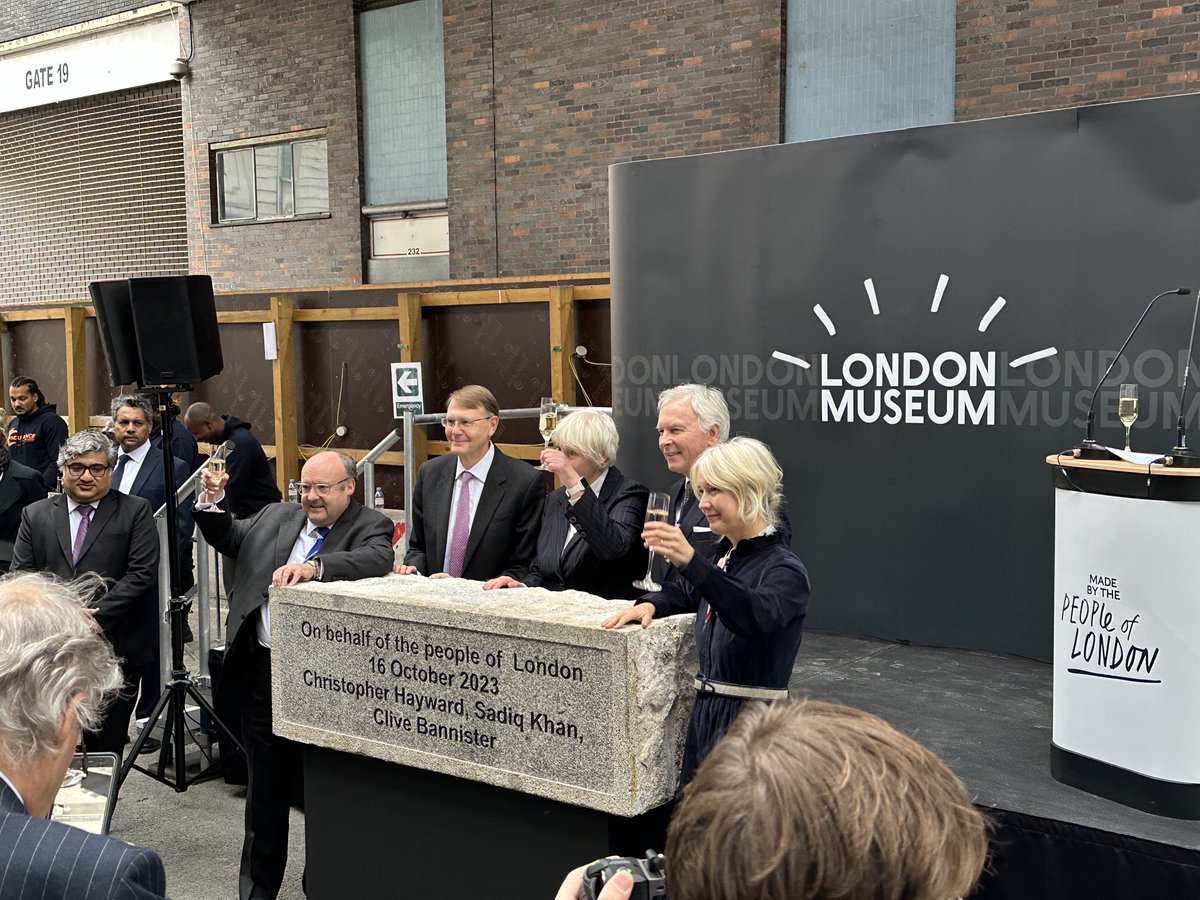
[374,487,385,510]
[288,479,298,503]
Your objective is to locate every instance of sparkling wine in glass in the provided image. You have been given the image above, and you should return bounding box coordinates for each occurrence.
[1118,384,1137,453]
[536,397,558,471]
[1118,384,1138,452]
[633,491,672,593]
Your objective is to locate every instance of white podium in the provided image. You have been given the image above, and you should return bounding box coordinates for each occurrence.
[1048,454,1200,818]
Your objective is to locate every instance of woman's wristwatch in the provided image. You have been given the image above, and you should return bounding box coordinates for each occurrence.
[565,479,587,501]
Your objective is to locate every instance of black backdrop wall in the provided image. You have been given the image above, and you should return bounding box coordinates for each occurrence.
[610,93,1200,660]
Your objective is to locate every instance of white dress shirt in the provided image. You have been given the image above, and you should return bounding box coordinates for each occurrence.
[116,440,153,494]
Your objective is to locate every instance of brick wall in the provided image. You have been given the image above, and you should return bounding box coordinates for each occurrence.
[0,84,187,307]
[0,1,143,42]
[956,1,1200,120]
[444,0,784,278]
[184,0,363,291]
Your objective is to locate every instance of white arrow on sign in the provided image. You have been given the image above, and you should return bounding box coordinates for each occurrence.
[396,369,419,395]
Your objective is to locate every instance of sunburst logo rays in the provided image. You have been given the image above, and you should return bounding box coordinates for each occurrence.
[771,274,1058,370]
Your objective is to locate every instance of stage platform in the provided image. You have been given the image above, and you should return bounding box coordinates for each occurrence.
[791,632,1200,897]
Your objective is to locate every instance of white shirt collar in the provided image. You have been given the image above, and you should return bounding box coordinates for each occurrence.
[587,468,608,495]
[455,442,496,483]
[120,440,153,464]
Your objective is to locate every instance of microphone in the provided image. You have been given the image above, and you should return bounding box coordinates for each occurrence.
[1077,287,1191,459]
[1167,290,1200,467]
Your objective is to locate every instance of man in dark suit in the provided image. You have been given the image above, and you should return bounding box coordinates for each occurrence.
[397,384,546,581]
[0,441,47,572]
[111,394,195,727]
[655,384,729,574]
[482,409,648,599]
[0,572,168,899]
[11,431,159,754]
[194,450,393,900]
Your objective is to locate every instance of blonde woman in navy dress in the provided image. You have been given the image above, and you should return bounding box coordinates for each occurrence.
[602,437,810,785]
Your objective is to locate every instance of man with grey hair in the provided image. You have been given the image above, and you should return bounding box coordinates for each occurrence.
[655,384,731,572]
[0,572,168,898]
[11,431,159,753]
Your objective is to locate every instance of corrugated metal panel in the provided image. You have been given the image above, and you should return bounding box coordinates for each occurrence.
[359,0,448,206]
[785,0,953,142]
[0,82,187,306]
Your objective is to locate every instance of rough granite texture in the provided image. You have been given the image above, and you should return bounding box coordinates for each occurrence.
[270,575,696,815]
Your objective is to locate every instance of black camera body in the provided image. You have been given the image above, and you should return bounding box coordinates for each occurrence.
[578,850,667,900]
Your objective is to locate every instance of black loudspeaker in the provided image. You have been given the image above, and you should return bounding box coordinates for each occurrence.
[89,275,223,387]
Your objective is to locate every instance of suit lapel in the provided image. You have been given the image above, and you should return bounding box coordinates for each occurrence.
[432,461,455,566]
[546,491,572,577]
[275,507,307,565]
[130,451,160,497]
[53,495,72,564]
[464,453,508,566]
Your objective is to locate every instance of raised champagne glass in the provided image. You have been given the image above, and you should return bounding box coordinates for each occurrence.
[1118,383,1138,452]
[536,397,559,471]
[632,491,672,593]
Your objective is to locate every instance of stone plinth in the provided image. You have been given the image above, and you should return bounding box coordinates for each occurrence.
[270,576,697,816]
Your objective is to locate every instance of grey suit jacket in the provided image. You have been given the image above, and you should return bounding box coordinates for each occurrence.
[194,498,394,647]
[403,446,546,581]
[0,780,167,899]
[11,491,159,664]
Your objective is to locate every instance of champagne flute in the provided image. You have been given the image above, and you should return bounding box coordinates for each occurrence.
[536,397,558,471]
[1119,383,1138,452]
[205,442,229,499]
[632,491,672,593]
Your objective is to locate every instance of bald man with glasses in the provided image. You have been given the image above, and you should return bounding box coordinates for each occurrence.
[194,450,393,900]
[396,384,545,581]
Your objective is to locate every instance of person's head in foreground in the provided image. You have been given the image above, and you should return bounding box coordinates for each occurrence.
[666,698,989,900]
[0,573,122,817]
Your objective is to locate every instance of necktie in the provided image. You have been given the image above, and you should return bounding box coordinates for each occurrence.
[305,526,329,561]
[72,505,93,565]
[677,480,694,524]
[446,471,474,577]
[114,454,131,489]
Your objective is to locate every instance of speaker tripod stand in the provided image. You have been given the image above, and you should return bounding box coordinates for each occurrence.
[117,388,244,792]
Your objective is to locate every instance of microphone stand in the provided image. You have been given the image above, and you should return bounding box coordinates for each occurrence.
[1077,287,1191,459]
[1167,291,1200,467]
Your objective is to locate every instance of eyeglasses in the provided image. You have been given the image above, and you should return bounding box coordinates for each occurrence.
[441,416,496,429]
[296,478,352,496]
[64,463,111,477]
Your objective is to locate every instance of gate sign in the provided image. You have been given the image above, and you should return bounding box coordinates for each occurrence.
[391,363,424,418]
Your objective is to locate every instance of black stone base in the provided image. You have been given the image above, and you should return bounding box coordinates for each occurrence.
[304,745,673,900]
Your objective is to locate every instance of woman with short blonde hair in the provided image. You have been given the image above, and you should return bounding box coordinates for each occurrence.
[603,436,809,784]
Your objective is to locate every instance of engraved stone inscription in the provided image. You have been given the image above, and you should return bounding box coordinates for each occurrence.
[282,607,612,790]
